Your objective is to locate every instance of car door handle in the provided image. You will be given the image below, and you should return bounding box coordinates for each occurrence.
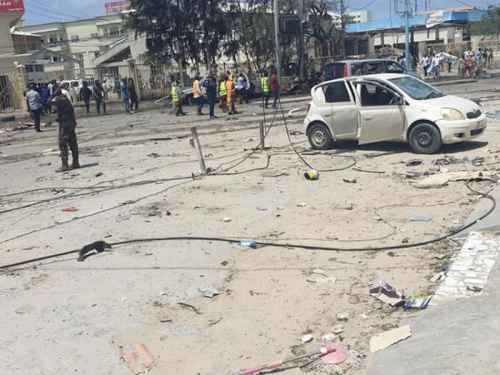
[363,116,374,121]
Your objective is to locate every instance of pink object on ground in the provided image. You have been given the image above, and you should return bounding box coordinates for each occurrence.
[322,344,347,365]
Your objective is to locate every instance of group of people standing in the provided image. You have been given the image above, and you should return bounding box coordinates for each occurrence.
[170,67,281,120]
[119,78,140,113]
[419,48,496,80]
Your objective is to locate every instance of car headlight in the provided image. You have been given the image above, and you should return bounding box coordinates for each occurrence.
[441,108,465,121]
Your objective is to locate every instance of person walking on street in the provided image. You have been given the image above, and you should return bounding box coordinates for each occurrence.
[171,78,186,116]
[79,81,92,114]
[128,78,139,112]
[26,83,43,132]
[121,79,130,113]
[52,89,80,172]
[192,76,204,115]
[219,74,228,113]
[235,72,245,104]
[40,83,50,114]
[260,70,270,108]
[94,80,107,115]
[270,68,280,109]
[204,73,217,120]
[226,73,237,115]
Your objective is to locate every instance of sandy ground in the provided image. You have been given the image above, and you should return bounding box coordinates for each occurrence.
[1,92,500,375]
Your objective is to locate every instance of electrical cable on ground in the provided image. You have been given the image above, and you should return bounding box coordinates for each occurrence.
[0,181,495,271]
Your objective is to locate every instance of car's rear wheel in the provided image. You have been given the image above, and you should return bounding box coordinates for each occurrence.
[308,122,334,150]
[409,123,442,154]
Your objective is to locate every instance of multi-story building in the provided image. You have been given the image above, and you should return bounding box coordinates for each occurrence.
[16,14,128,80]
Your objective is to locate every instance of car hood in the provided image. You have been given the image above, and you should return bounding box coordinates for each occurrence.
[421,95,480,114]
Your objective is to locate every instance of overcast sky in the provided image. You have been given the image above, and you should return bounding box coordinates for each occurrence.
[23,0,497,25]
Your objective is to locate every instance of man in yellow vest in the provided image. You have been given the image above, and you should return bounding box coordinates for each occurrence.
[171,77,186,117]
[226,72,237,115]
[260,70,270,108]
[218,74,228,113]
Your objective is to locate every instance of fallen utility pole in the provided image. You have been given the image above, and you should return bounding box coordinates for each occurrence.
[191,127,207,175]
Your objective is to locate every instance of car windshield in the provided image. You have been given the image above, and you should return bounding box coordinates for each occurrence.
[389,76,444,100]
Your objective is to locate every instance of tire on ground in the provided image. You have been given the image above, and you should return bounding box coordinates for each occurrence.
[307,122,334,150]
[408,122,442,154]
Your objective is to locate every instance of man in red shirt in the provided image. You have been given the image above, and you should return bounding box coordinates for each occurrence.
[270,68,280,109]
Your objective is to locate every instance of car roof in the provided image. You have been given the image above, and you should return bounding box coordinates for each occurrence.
[352,73,408,80]
[335,59,398,64]
[312,73,409,91]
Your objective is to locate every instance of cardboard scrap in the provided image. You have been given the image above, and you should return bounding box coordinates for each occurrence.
[370,325,412,353]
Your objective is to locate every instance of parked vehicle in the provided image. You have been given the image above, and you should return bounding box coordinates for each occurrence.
[304,74,487,154]
[323,59,405,80]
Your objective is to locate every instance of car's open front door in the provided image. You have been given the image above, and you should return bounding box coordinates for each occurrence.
[353,80,406,145]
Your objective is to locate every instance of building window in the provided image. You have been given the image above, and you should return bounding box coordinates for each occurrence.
[49,35,57,44]
[35,65,44,72]
[25,64,34,72]
[71,35,80,42]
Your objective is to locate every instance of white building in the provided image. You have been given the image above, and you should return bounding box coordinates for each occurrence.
[16,14,127,80]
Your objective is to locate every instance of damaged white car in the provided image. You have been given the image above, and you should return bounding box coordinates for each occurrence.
[304,74,487,154]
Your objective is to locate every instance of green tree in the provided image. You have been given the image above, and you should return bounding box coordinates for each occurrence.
[127,0,228,71]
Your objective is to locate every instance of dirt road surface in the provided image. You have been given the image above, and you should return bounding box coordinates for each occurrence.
[1,94,499,374]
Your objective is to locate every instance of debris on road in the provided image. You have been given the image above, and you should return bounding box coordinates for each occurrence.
[208,317,223,327]
[240,240,257,249]
[238,345,340,375]
[336,312,349,321]
[332,324,344,334]
[199,287,221,298]
[404,295,432,310]
[120,343,155,374]
[177,302,202,315]
[430,272,446,282]
[302,334,314,343]
[369,325,412,353]
[306,269,336,284]
[343,178,357,184]
[414,171,498,189]
[322,333,336,343]
[321,343,347,365]
[406,159,423,167]
[369,280,405,307]
[62,207,79,212]
[304,169,319,180]
[410,215,432,223]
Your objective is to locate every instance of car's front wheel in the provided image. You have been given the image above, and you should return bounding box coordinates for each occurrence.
[409,123,442,154]
[308,122,334,150]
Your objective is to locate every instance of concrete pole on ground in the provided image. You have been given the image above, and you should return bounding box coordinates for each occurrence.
[191,127,207,175]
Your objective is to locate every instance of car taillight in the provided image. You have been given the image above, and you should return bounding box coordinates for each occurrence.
[343,64,348,77]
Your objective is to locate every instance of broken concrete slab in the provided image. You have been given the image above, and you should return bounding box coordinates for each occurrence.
[369,325,412,353]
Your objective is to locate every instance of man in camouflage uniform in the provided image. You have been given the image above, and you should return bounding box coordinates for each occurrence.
[52,88,80,172]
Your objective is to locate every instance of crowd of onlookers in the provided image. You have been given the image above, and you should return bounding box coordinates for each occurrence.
[419,48,496,80]
[168,67,280,119]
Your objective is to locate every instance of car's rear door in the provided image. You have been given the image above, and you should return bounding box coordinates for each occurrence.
[353,80,406,144]
[318,80,358,138]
